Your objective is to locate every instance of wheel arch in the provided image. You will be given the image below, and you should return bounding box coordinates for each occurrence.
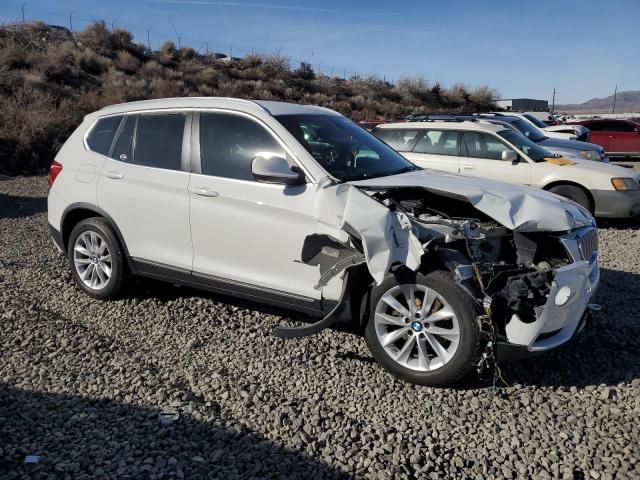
[542,180,595,213]
[61,203,133,269]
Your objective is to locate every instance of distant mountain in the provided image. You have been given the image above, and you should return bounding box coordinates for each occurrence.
[556,90,640,113]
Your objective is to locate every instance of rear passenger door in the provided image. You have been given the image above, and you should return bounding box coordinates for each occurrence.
[459,131,531,185]
[96,111,193,270]
[402,129,460,173]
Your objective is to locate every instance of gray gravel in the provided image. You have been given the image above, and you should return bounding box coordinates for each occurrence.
[1,174,639,479]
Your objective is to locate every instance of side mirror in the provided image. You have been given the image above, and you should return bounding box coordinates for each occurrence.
[251,155,305,186]
[501,150,518,162]
[634,127,640,134]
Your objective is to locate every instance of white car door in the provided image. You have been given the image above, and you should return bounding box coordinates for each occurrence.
[188,111,321,306]
[459,131,531,185]
[402,129,460,174]
[97,111,193,270]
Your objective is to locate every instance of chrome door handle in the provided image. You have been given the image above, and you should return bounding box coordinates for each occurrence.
[102,170,124,179]
[190,186,219,197]
[463,165,475,170]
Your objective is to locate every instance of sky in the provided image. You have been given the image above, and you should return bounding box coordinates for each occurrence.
[0,0,638,104]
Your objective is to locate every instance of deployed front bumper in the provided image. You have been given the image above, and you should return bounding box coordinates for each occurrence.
[498,226,600,359]
[592,189,640,218]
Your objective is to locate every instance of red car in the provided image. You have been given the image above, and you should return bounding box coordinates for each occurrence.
[571,119,640,157]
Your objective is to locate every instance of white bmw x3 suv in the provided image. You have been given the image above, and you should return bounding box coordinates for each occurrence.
[48,98,600,386]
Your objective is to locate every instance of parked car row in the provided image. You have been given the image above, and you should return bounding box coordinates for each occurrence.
[569,118,640,157]
[403,112,640,158]
[49,97,608,386]
[373,119,640,218]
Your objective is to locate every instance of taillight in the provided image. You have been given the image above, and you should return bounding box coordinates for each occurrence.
[48,160,63,187]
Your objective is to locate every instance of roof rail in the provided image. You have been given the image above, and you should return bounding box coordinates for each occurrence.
[405,114,479,123]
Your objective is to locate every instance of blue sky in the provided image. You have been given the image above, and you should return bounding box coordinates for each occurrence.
[1,0,638,103]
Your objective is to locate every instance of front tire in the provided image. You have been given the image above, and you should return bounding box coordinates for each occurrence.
[67,217,126,299]
[364,270,481,386]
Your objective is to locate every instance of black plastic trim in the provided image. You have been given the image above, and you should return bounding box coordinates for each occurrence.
[131,258,325,316]
[48,223,65,252]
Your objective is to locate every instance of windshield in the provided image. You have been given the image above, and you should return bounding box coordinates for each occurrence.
[274,114,419,181]
[497,129,554,162]
[523,114,550,129]
[509,118,547,143]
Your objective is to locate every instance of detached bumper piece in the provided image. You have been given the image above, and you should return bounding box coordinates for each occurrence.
[501,260,599,354]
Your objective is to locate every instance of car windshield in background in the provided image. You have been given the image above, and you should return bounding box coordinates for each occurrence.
[523,114,551,129]
[274,114,419,181]
[497,129,553,162]
[510,118,547,143]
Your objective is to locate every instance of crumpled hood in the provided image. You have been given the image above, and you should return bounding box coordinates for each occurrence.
[540,137,603,153]
[349,169,593,232]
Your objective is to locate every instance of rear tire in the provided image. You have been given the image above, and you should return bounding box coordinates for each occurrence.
[548,184,592,213]
[364,270,481,386]
[67,217,126,299]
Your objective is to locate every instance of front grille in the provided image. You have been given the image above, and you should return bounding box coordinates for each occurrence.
[577,228,598,263]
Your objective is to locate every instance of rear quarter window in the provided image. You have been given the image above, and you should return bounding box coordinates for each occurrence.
[375,129,421,152]
[86,116,123,156]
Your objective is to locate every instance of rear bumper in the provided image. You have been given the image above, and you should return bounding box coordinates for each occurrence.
[592,189,640,218]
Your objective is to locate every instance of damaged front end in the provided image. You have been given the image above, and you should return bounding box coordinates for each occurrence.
[277,170,599,358]
[359,185,599,356]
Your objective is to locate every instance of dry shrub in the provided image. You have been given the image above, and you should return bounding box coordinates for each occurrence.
[76,21,112,55]
[77,49,109,75]
[115,50,141,74]
[0,89,76,174]
[111,28,134,50]
[158,41,178,66]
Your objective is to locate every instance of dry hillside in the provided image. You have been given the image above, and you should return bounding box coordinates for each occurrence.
[0,21,498,175]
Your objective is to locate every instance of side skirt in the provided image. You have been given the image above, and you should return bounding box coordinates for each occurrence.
[130,258,325,316]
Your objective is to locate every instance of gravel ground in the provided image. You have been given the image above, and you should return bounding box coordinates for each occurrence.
[1,174,639,480]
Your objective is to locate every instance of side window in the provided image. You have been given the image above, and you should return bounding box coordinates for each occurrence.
[111,115,136,162]
[133,113,186,170]
[375,129,420,152]
[610,122,635,132]
[199,112,285,181]
[87,115,123,156]
[413,130,459,155]
[462,132,513,160]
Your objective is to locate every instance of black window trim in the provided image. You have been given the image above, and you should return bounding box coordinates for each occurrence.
[191,108,314,184]
[106,109,193,173]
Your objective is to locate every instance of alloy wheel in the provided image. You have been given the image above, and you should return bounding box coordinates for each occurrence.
[373,283,460,371]
[73,231,112,291]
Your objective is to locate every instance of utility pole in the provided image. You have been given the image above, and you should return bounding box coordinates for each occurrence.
[146,28,151,51]
[612,84,618,114]
[68,11,73,32]
[229,44,233,59]
[21,2,25,23]
[169,18,181,48]
[551,87,556,114]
